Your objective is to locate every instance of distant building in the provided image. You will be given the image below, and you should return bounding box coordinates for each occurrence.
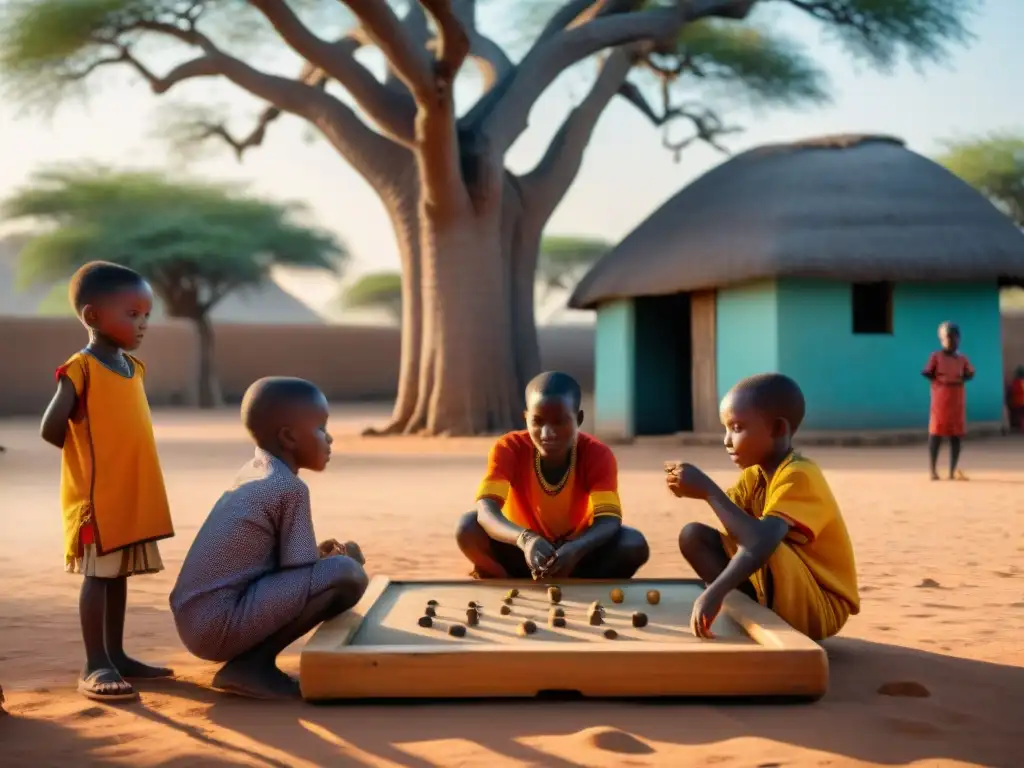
[0,235,329,324]
[569,135,1024,439]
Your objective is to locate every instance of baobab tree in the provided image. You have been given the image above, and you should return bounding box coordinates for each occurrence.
[0,0,970,435]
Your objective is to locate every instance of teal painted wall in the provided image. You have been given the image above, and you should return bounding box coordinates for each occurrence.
[715,280,780,401]
[594,299,635,439]
[774,279,1004,430]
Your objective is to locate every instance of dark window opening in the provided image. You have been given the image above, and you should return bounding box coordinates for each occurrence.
[851,281,893,335]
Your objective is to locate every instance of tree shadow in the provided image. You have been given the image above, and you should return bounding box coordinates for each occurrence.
[119,638,1018,768]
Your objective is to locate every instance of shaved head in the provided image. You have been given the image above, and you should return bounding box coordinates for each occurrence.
[525,371,582,411]
[727,373,806,434]
[240,377,326,447]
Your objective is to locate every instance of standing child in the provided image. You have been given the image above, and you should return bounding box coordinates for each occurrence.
[170,377,368,700]
[922,322,975,480]
[40,261,175,702]
[667,373,860,642]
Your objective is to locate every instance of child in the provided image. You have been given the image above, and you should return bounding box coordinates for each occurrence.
[667,373,859,642]
[456,371,649,580]
[169,376,368,700]
[922,322,975,480]
[1009,365,1024,433]
[39,261,175,702]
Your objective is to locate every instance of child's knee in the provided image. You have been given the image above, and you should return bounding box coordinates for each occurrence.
[455,510,487,550]
[678,521,718,560]
[618,527,650,569]
[327,557,369,609]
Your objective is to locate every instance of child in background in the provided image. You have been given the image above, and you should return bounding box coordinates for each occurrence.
[40,261,175,702]
[922,322,975,480]
[170,377,368,700]
[1007,365,1024,432]
[667,373,859,642]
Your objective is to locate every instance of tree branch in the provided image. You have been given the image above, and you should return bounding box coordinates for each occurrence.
[477,0,754,154]
[340,0,436,102]
[249,0,415,145]
[119,20,405,188]
[519,46,635,222]
[617,82,742,159]
[450,0,513,89]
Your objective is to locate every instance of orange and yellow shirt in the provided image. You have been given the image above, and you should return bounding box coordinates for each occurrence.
[726,452,860,615]
[475,431,621,542]
[56,351,174,567]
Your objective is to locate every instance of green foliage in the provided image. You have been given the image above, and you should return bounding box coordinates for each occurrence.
[536,236,611,294]
[2,166,346,317]
[340,271,404,322]
[936,132,1024,226]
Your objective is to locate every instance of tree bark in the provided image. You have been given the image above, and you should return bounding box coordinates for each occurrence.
[194,313,221,409]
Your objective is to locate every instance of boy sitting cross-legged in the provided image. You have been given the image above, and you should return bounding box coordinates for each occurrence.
[456,371,649,580]
[667,373,860,641]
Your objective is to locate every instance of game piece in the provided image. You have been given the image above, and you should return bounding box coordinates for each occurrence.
[424,606,436,617]
[426,599,439,606]
[466,608,480,626]
[548,586,562,603]
[610,588,624,603]
[506,588,519,599]
[417,615,433,628]
[632,611,648,628]
[646,590,661,605]
[499,604,512,615]
[588,611,603,626]
[549,607,564,618]
[603,629,618,639]
[549,616,566,628]
[503,597,514,606]
[468,601,479,609]
[517,620,537,637]
[448,624,467,637]
[588,601,604,614]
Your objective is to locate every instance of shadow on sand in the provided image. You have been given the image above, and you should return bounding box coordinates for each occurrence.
[75,637,1016,768]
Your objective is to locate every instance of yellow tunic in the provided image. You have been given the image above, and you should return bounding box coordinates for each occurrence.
[58,351,174,570]
[722,452,860,641]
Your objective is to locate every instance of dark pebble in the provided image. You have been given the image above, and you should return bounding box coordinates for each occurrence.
[448,624,467,637]
[417,615,433,628]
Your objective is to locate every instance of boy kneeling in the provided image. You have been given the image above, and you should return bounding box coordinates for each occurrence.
[170,377,367,699]
[457,371,649,579]
[667,373,859,641]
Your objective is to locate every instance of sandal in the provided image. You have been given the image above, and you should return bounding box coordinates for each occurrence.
[78,669,138,702]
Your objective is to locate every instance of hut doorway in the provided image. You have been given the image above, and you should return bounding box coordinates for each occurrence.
[633,293,694,434]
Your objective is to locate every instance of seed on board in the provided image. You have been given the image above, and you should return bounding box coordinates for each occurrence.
[548,586,562,603]
[549,616,566,628]
[417,615,433,628]
[424,605,436,617]
[506,588,519,599]
[603,629,618,640]
[448,624,467,637]
[517,620,537,637]
[632,611,648,628]
[646,590,661,605]
[499,604,512,615]
[610,588,625,604]
[588,611,603,626]
[466,608,480,626]
[426,599,439,606]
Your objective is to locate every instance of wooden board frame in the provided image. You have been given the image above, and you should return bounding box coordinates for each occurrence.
[299,576,828,701]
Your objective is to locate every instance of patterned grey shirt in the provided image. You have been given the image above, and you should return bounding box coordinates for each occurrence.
[169,448,350,661]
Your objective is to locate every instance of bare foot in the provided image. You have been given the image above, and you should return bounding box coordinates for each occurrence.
[111,654,173,679]
[212,658,300,700]
[952,469,969,481]
[930,472,940,481]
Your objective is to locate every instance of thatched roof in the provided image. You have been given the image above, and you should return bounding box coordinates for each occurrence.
[569,134,1024,309]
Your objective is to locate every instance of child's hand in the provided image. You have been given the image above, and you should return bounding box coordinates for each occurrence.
[665,462,712,499]
[690,588,723,639]
[318,539,345,558]
[340,540,365,565]
[518,531,556,578]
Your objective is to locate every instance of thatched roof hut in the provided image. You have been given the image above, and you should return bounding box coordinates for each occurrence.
[569,134,1024,310]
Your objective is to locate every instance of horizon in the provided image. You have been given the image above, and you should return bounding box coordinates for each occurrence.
[1,0,1022,318]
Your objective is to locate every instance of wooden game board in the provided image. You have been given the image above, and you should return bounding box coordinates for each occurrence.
[299,577,828,700]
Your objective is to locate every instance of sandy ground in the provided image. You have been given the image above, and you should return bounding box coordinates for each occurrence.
[1,405,1022,767]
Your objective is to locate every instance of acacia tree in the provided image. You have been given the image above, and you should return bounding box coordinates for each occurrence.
[937,133,1024,227]
[0,0,971,435]
[3,167,346,406]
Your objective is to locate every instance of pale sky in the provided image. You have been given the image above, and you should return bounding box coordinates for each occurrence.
[2,0,1022,311]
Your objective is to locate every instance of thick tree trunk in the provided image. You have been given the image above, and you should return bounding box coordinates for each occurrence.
[194,314,222,409]
[402,206,523,436]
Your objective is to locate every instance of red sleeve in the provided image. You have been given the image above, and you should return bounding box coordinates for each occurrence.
[922,352,939,376]
[474,436,522,503]
[962,355,974,377]
[581,439,622,518]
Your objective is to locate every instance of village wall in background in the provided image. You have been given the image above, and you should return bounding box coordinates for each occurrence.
[0,318,596,415]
